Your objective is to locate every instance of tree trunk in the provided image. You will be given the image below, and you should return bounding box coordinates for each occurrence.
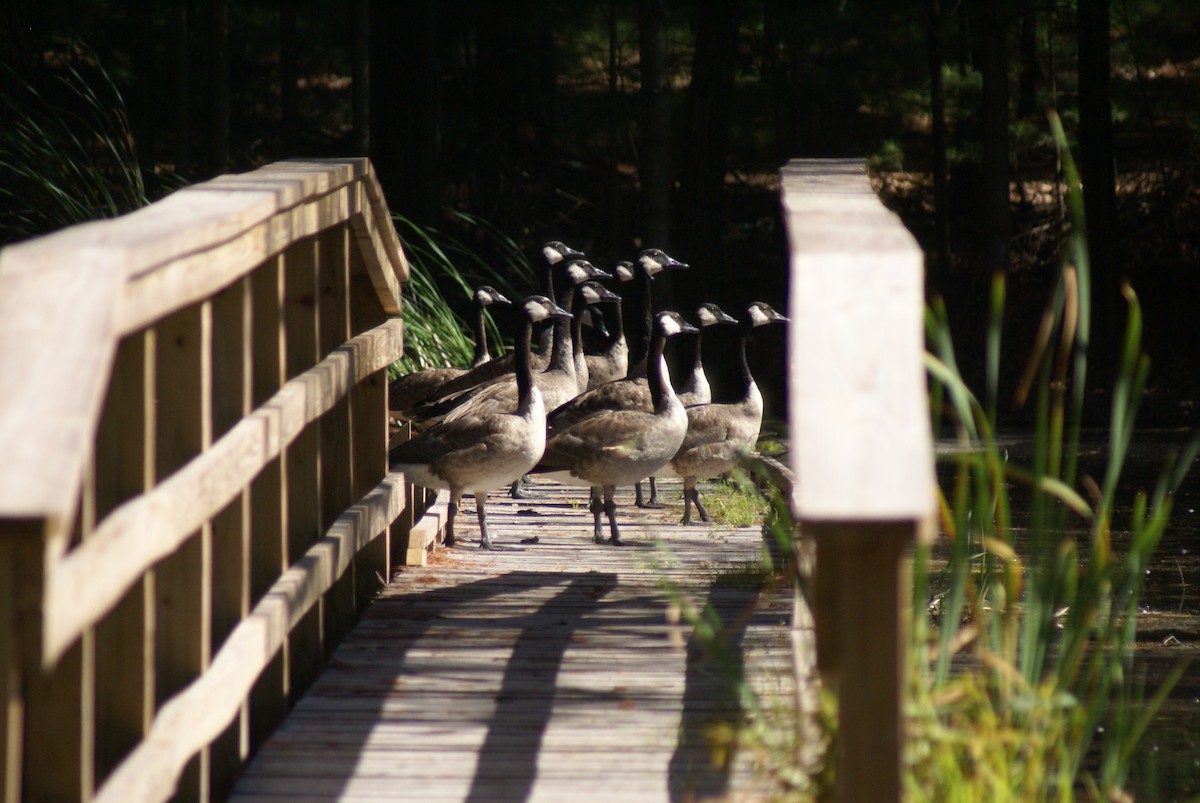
[1078,0,1120,346]
[971,0,1010,276]
[638,0,672,252]
[676,0,738,308]
[351,0,370,156]
[209,0,230,175]
[172,2,191,178]
[279,0,299,156]
[636,0,674,333]
[926,0,950,273]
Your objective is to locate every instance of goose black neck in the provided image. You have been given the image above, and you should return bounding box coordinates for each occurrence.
[607,301,624,348]
[515,315,535,408]
[549,283,575,371]
[472,303,490,364]
[628,269,654,368]
[690,328,705,372]
[647,326,669,411]
[737,322,755,397]
[571,293,588,361]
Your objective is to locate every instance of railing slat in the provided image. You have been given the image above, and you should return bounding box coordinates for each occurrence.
[93,471,407,803]
[45,319,403,664]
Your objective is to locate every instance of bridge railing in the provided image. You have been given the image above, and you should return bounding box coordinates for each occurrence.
[781,158,936,802]
[0,158,423,802]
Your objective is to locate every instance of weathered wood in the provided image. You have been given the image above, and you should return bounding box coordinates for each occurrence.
[229,478,793,803]
[0,159,404,539]
[781,158,933,521]
[44,319,403,664]
[782,158,932,803]
[94,472,407,803]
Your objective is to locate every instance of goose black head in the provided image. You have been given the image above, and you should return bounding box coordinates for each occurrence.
[579,280,622,306]
[654,310,699,337]
[694,302,738,328]
[524,295,572,322]
[561,258,612,286]
[542,241,586,265]
[636,248,689,278]
[614,261,636,283]
[744,302,789,328]
[474,286,512,307]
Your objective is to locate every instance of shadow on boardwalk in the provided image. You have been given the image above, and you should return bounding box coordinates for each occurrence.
[231,479,787,802]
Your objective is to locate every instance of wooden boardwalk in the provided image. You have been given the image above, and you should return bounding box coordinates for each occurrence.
[229,476,795,802]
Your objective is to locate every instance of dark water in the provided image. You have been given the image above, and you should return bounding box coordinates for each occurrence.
[934,429,1200,800]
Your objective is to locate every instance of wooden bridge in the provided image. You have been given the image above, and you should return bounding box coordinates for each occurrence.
[0,158,933,802]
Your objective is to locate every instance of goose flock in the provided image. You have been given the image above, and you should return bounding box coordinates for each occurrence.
[388,242,787,549]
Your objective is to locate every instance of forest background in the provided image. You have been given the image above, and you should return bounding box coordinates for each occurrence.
[2,0,1198,426]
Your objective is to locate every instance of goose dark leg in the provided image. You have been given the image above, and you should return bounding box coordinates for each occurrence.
[604,486,625,545]
[590,487,606,544]
[509,476,534,499]
[476,492,493,549]
[692,484,711,523]
[445,492,461,547]
[681,478,695,525]
[635,477,665,508]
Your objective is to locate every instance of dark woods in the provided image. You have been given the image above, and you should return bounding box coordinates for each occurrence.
[2,0,1199,420]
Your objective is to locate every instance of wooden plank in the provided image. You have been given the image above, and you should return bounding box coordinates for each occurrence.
[0,242,123,542]
[43,320,403,664]
[781,158,934,521]
[282,237,324,701]
[0,539,20,803]
[93,472,407,803]
[228,477,791,803]
[152,302,212,803]
[814,523,911,803]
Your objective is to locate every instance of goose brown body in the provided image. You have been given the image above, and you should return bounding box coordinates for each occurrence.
[389,295,570,548]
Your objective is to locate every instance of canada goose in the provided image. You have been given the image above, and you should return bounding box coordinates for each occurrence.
[584,261,633,389]
[421,241,584,404]
[624,249,688,507]
[388,286,511,421]
[413,258,607,426]
[573,280,622,393]
[389,295,571,549]
[536,310,696,545]
[664,302,789,525]
[625,248,690,378]
[432,259,609,426]
[676,302,740,406]
[548,301,737,429]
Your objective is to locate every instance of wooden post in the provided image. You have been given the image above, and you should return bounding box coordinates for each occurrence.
[782,159,934,802]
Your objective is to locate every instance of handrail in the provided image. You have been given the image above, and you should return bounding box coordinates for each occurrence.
[0,158,417,803]
[780,158,934,802]
[0,158,404,537]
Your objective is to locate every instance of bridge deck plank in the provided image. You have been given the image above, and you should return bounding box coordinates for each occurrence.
[230,476,793,802]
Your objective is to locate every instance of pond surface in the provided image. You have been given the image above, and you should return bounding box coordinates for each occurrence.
[933,429,1200,800]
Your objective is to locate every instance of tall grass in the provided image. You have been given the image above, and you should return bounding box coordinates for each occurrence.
[390,211,540,378]
[0,49,152,243]
[913,112,1198,800]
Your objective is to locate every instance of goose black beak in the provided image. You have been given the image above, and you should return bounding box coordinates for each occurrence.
[491,290,513,305]
[719,311,738,325]
[680,321,700,335]
[551,303,573,319]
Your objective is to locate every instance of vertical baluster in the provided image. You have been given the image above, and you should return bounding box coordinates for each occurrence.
[153,302,212,802]
[209,277,251,798]
[92,333,155,792]
[319,225,358,649]
[349,224,391,599]
[283,237,323,700]
[248,255,288,752]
